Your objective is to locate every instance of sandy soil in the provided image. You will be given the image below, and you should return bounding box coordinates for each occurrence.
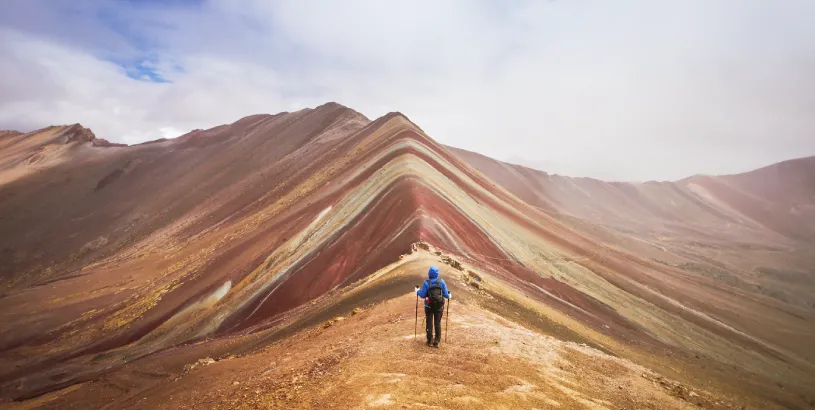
[11,293,731,410]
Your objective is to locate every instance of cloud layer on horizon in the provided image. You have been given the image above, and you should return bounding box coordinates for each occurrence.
[1,0,814,181]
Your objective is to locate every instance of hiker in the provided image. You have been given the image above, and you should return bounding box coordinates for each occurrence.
[416,266,451,347]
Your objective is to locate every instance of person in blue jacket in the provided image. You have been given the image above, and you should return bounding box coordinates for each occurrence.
[416,266,451,347]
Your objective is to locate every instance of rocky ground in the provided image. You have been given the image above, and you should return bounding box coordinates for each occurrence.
[9,291,749,410]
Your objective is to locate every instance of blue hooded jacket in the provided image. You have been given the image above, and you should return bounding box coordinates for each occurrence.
[417,266,450,308]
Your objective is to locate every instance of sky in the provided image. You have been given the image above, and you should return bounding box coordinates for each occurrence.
[1,0,814,181]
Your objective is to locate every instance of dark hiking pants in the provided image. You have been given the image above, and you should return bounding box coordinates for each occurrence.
[425,306,443,344]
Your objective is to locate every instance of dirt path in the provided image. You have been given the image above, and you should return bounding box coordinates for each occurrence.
[35,293,726,410]
[3,253,771,409]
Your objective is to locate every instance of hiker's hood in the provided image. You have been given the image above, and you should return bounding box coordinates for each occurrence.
[428,266,439,280]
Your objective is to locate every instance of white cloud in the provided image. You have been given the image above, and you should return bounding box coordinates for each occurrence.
[0,0,814,181]
[0,25,296,144]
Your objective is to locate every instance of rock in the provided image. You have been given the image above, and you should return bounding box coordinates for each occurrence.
[352,308,362,316]
[467,271,482,282]
[323,316,346,328]
[689,391,699,398]
[233,381,240,386]
[184,357,217,373]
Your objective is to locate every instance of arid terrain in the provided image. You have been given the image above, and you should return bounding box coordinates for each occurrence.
[0,103,813,409]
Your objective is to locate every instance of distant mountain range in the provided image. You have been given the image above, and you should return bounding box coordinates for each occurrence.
[1,103,813,407]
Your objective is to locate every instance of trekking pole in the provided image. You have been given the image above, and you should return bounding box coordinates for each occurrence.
[414,286,419,339]
[445,293,451,342]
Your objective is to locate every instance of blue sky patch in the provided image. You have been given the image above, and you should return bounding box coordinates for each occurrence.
[112,58,172,83]
[121,0,205,6]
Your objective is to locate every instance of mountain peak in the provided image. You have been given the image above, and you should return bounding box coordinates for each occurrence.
[377,111,426,134]
[316,101,348,110]
[1,104,813,408]
[314,101,370,123]
[62,123,126,147]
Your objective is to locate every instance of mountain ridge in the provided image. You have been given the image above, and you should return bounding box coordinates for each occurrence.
[449,146,815,243]
[5,104,810,187]
[1,103,814,407]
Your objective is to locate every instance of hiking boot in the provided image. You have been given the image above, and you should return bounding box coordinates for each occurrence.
[426,341,432,347]
[432,341,439,348]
